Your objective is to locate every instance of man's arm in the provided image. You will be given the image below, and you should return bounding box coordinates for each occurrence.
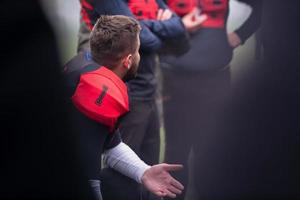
[103,141,184,198]
[141,0,187,39]
[229,0,263,47]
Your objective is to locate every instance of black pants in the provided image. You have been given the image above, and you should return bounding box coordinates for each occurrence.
[162,67,231,200]
[100,100,161,200]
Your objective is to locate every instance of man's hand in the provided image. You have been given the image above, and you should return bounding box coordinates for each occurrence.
[182,7,207,32]
[157,9,173,21]
[141,163,184,198]
[227,32,242,48]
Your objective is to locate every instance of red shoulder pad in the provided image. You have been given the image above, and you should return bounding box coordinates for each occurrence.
[72,67,129,132]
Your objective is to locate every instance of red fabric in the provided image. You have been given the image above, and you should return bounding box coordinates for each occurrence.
[167,0,229,28]
[81,9,93,31]
[199,0,229,28]
[128,0,159,20]
[81,0,93,10]
[72,67,129,133]
[167,0,197,17]
[80,0,94,30]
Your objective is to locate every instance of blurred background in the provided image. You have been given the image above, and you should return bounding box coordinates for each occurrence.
[2,1,299,199]
[39,1,260,199]
[41,0,257,82]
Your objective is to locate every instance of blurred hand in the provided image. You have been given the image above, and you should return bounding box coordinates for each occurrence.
[141,163,184,198]
[182,7,207,32]
[157,9,173,21]
[227,32,242,48]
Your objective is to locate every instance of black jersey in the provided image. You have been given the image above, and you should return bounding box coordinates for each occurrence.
[64,52,123,179]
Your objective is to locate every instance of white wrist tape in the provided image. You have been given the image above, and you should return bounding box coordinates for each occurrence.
[103,142,151,183]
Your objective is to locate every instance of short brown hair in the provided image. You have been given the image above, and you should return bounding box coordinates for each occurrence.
[90,15,141,68]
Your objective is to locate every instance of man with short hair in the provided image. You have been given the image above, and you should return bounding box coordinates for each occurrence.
[77,2,196,199]
[64,15,184,200]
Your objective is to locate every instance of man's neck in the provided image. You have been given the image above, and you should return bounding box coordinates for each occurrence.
[103,62,125,81]
[110,67,125,81]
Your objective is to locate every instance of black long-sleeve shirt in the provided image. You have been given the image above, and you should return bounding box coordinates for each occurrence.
[64,51,123,179]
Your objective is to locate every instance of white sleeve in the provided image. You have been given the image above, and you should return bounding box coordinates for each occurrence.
[103,142,151,183]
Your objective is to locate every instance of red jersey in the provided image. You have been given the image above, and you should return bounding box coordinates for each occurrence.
[167,0,229,28]
[128,0,159,20]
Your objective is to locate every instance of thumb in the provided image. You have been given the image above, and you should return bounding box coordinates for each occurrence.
[184,7,198,18]
[163,164,183,172]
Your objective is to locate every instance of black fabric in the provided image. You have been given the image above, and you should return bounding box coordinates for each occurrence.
[104,129,123,150]
[64,51,123,179]
[158,31,191,56]
[100,167,160,200]
[64,51,101,97]
[163,67,231,200]
[69,104,122,179]
[120,100,160,165]
[127,53,159,100]
[64,51,99,74]
[99,100,161,200]
[64,50,124,183]
[235,0,263,43]
[161,28,233,71]
[100,168,142,200]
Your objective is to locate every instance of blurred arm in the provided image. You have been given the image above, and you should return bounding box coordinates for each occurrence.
[234,0,263,44]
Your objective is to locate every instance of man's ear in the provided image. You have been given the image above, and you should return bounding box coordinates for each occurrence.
[123,54,132,69]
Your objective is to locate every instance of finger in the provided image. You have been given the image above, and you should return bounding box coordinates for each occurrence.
[171,177,184,190]
[167,185,182,195]
[166,9,173,19]
[182,7,197,20]
[163,164,183,171]
[162,9,172,20]
[193,14,207,27]
[154,190,166,197]
[157,9,163,20]
[186,14,207,31]
[165,189,176,198]
[190,7,199,15]
[196,14,207,24]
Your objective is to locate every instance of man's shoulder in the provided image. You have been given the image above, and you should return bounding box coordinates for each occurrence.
[63,51,101,98]
[63,51,99,75]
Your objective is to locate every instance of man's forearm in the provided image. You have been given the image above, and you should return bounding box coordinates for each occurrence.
[103,142,151,183]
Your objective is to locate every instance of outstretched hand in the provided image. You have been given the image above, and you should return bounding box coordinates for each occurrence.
[141,163,184,198]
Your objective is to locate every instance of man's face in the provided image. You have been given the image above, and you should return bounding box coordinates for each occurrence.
[123,36,141,82]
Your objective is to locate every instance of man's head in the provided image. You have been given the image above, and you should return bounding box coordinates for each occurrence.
[90,15,141,81]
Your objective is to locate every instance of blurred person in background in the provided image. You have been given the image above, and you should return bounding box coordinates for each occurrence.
[65,15,185,200]
[192,1,300,199]
[77,0,204,199]
[161,0,262,199]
